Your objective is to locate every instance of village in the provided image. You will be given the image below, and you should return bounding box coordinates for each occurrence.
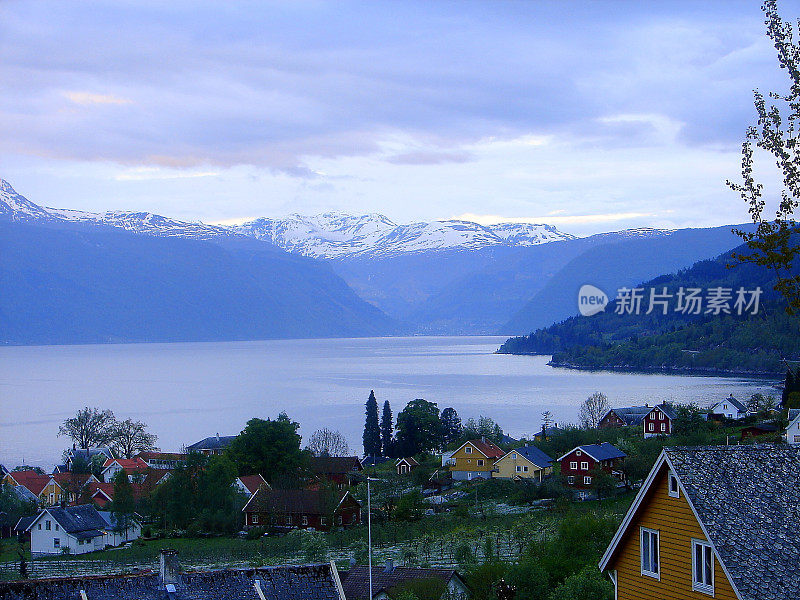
[2,385,799,600]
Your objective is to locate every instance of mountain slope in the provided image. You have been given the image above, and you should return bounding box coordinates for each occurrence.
[500,225,756,335]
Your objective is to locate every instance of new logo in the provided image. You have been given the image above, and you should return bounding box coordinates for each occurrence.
[578,284,608,316]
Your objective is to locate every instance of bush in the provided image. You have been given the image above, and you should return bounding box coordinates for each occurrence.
[246,526,267,541]
[548,565,613,600]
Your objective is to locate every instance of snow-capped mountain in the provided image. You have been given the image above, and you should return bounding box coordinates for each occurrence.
[233,213,576,259]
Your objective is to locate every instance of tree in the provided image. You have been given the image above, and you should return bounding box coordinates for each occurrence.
[440,407,462,447]
[589,466,618,502]
[111,418,158,459]
[578,392,609,429]
[395,399,441,456]
[226,414,307,484]
[307,428,350,457]
[381,400,394,457]
[363,391,382,458]
[728,0,800,315]
[110,470,137,541]
[58,407,117,449]
[548,565,614,600]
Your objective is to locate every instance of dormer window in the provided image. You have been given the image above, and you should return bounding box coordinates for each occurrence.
[668,471,679,498]
[576,450,582,456]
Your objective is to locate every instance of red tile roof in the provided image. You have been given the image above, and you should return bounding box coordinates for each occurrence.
[5,470,49,496]
[464,439,505,459]
[102,458,148,472]
[237,475,269,495]
[52,473,94,488]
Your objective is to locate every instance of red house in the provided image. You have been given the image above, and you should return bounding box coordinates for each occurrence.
[597,406,651,428]
[558,443,626,497]
[643,403,678,438]
[242,487,361,532]
[308,456,363,489]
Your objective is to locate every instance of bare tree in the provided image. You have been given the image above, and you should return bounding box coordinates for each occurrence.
[112,418,158,459]
[58,407,117,449]
[579,392,610,429]
[307,428,350,457]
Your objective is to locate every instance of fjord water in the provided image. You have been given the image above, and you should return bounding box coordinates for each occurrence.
[0,336,777,468]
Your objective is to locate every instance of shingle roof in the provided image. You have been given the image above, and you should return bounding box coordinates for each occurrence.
[5,471,49,496]
[13,515,35,533]
[561,442,626,462]
[309,456,363,475]
[710,395,749,414]
[0,564,342,600]
[186,435,236,451]
[462,439,504,459]
[395,457,419,467]
[10,485,38,504]
[237,475,269,495]
[31,505,108,537]
[666,445,800,600]
[653,403,678,420]
[341,566,464,600]
[243,488,357,516]
[506,446,553,469]
[604,406,652,426]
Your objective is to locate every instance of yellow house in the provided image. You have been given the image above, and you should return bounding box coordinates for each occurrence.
[600,445,797,600]
[448,438,505,481]
[493,446,553,481]
[40,473,97,506]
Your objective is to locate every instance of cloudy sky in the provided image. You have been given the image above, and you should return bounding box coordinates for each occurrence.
[1,0,797,235]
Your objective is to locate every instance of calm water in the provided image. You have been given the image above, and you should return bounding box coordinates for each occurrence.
[0,336,779,468]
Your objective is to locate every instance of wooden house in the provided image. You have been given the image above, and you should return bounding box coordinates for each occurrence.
[40,473,98,506]
[785,409,800,445]
[309,456,364,488]
[599,444,800,599]
[242,487,361,532]
[64,448,113,472]
[643,404,678,438]
[234,474,269,497]
[2,470,49,501]
[708,395,749,420]
[492,446,553,481]
[448,438,504,481]
[598,406,651,428]
[558,443,626,498]
[134,451,187,470]
[101,458,149,482]
[395,457,419,475]
[185,434,236,456]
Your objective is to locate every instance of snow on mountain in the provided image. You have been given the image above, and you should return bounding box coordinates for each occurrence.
[233,213,577,259]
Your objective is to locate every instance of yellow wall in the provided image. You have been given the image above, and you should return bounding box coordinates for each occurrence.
[41,481,63,505]
[608,464,738,600]
[492,453,551,480]
[449,442,496,474]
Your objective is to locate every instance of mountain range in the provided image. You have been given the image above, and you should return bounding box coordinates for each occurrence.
[0,178,758,343]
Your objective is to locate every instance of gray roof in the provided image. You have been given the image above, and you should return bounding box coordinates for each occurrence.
[605,406,652,426]
[32,505,108,538]
[789,409,800,423]
[186,435,237,451]
[13,515,35,533]
[666,445,800,600]
[510,446,553,469]
[711,396,749,414]
[10,485,37,504]
[576,442,626,462]
[341,565,464,600]
[0,564,342,600]
[653,403,678,420]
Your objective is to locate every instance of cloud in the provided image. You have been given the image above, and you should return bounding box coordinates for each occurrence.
[114,167,218,181]
[64,91,132,106]
[454,212,658,226]
[385,151,473,165]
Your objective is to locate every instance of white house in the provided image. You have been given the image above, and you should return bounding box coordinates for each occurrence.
[25,505,140,556]
[785,409,800,445]
[99,510,142,547]
[709,395,749,420]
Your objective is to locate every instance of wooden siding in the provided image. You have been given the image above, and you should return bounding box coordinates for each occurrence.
[608,464,737,600]
[493,453,551,480]
[449,443,495,475]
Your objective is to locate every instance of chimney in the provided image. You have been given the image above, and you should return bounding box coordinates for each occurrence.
[160,549,180,587]
[383,558,394,573]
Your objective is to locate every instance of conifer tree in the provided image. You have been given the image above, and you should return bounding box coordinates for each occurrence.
[363,390,381,457]
[380,400,393,457]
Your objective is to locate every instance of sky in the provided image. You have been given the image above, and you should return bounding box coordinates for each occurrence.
[1,0,798,236]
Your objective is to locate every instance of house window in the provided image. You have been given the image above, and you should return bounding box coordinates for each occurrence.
[640,527,660,578]
[567,476,575,484]
[583,476,591,485]
[523,466,529,472]
[320,517,326,525]
[668,472,679,498]
[37,523,42,530]
[338,515,343,525]
[45,520,51,531]
[477,459,484,467]
[692,540,714,594]
[660,423,666,433]
[576,450,582,456]
[49,494,54,504]
[723,404,728,410]
[252,515,259,524]
[794,435,800,443]
[53,538,60,548]
[516,466,522,472]
[648,423,654,432]
[285,516,292,525]
[511,453,517,459]
[465,446,472,454]
[301,516,308,526]
[570,461,578,469]
[580,461,589,470]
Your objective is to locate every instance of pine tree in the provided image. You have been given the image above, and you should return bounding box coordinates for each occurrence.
[380,400,393,457]
[363,390,381,457]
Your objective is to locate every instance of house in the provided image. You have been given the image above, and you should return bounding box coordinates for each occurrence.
[741,422,779,439]
[532,425,561,442]
[643,403,678,438]
[448,438,505,481]
[98,510,142,547]
[2,470,50,501]
[493,446,553,481]
[242,487,361,532]
[599,444,800,600]
[558,443,626,498]
[395,457,419,475]
[86,482,116,508]
[13,515,36,542]
[65,447,114,472]
[785,409,800,445]
[309,456,364,488]
[134,451,187,470]
[709,394,749,420]
[9,484,39,505]
[234,474,269,497]
[360,456,391,469]
[0,464,9,479]
[598,406,652,428]
[0,551,345,600]
[186,434,236,455]
[101,458,149,482]
[40,473,98,506]
[23,504,139,556]
[440,451,455,467]
[341,561,469,600]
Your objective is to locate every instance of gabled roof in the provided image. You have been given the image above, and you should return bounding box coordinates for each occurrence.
[51,472,95,489]
[242,487,358,515]
[601,445,800,600]
[68,447,113,462]
[787,409,800,430]
[10,485,38,504]
[395,457,419,467]
[648,403,678,420]
[454,439,505,459]
[102,458,149,474]
[360,456,391,467]
[28,505,109,539]
[602,405,652,426]
[236,475,269,495]
[710,395,748,414]
[498,446,553,469]
[186,435,236,451]
[341,565,466,600]
[309,456,363,475]
[134,451,187,461]
[558,442,626,463]
[5,470,49,496]
[13,515,36,533]
[0,564,343,600]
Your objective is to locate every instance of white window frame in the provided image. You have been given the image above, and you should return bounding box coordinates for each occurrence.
[570,461,578,469]
[515,465,522,472]
[252,514,259,524]
[576,450,582,456]
[523,465,529,472]
[465,446,472,454]
[511,453,517,459]
[477,459,484,467]
[649,423,654,431]
[668,472,680,498]
[584,476,592,485]
[580,461,589,470]
[692,539,714,595]
[301,515,308,526]
[53,538,60,548]
[567,475,575,484]
[660,423,666,432]
[640,527,660,579]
